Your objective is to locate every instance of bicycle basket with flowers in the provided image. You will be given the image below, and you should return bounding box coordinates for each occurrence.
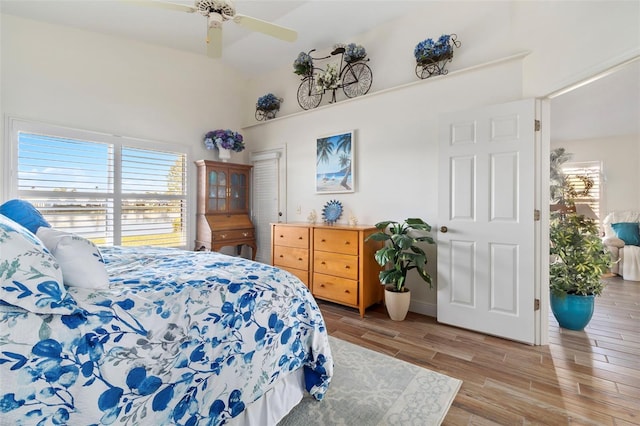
[256,93,282,111]
[316,63,340,92]
[293,51,314,76]
[204,129,245,152]
[343,43,367,63]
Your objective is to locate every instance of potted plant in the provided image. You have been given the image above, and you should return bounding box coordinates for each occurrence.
[204,129,245,162]
[366,218,435,321]
[549,147,610,330]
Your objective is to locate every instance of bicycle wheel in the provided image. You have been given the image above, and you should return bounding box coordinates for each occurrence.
[342,62,372,98]
[255,109,266,121]
[297,77,322,110]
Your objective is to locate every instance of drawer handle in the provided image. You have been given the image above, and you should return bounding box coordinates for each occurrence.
[221,234,227,239]
[279,255,284,258]
[279,235,284,238]
[344,290,350,293]
[321,239,326,242]
[321,261,326,265]
[298,258,303,261]
[242,232,248,237]
[320,284,325,288]
[345,265,350,269]
[344,241,350,245]
[298,236,303,240]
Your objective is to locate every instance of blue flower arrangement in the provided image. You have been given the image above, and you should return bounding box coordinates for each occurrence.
[343,43,367,63]
[256,93,282,111]
[414,34,457,64]
[204,129,245,152]
[293,51,314,76]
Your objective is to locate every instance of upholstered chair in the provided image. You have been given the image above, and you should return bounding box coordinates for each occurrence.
[602,211,640,281]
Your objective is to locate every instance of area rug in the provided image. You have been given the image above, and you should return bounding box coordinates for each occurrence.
[278,336,462,426]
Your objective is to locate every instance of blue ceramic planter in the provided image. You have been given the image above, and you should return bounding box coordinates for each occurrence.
[550,292,595,331]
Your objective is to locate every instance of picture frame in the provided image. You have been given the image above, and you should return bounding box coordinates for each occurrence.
[315,130,355,194]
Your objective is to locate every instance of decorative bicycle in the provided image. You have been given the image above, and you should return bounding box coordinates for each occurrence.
[296,47,373,110]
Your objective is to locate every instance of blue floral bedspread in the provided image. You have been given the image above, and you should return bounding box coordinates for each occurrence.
[0,246,333,425]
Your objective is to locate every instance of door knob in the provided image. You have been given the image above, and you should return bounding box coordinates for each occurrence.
[440,226,448,233]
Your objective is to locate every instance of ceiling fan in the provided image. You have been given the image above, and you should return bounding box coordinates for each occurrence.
[129,0,297,58]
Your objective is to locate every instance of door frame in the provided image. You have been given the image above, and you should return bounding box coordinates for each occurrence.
[539,55,639,345]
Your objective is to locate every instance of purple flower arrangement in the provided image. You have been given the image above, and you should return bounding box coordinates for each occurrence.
[204,129,245,152]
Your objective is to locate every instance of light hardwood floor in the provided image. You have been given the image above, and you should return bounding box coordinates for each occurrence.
[318,276,640,425]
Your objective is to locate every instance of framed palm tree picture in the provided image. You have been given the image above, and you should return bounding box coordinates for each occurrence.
[316,130,355,193]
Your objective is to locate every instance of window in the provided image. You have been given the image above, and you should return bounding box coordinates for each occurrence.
[562,161,603,220]
[8,119,188,248]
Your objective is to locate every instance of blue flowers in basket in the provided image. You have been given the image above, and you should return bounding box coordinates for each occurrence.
[414,34,456,63]
[344,43,367,63]
[256,93,282,111]
[293,52,314,76]
[414,34,461,79]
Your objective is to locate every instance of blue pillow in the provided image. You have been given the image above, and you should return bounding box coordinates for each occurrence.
[0,199,51,234]
[611,222,640,246]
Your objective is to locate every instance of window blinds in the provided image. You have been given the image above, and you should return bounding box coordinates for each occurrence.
[17,132,187,248]
[562,161,602,219]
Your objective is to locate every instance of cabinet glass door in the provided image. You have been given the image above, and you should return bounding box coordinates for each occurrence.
[229,171,247,212]
[208,170,227,212]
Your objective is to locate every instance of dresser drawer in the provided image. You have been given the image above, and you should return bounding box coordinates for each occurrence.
[273,246,309,271]
[212,228,254,241]
[313,273,358,306]
[273,225,309,248]
[313,251,358,280]
[314,229,358,255]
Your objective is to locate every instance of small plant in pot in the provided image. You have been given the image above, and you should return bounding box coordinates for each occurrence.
[366,218,435,321]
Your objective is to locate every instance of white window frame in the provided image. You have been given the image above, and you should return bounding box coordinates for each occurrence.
[562,160,604,222]
[4,117,193,248]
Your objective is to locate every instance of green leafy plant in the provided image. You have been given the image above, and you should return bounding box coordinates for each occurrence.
[366,218,435,292]
[549,212,610,297]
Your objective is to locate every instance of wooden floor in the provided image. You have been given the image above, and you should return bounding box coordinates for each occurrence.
[318,276,640,425]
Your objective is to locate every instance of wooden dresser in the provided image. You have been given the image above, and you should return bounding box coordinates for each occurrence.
[271,223,383,317]
[195,160,256,260]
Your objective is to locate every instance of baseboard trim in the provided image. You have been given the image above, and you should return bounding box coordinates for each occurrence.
[409,299,437,318]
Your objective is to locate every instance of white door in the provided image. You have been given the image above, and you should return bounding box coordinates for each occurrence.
[251,148,286,264]
[437,99,538,344]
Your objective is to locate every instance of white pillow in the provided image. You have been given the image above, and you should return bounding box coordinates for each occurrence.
[36,228,110,289]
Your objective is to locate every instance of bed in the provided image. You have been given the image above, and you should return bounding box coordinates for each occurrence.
[0,210,333,425]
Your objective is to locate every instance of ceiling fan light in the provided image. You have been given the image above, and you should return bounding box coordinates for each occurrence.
[208,13,223,29]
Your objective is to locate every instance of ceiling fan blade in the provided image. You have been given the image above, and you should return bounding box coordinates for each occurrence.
[233,14,297,42]
[206,25,223,58]
[123,0,197,14]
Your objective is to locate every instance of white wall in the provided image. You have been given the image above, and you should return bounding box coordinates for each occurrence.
[243,58,525,315]
[551,135,640,214]
[0,15,247,246]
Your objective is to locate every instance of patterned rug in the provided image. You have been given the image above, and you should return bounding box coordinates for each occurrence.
[279,336,462,426]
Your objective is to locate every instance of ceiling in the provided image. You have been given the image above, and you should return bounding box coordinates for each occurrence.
[1,0,638,141]
[0,0,427,77]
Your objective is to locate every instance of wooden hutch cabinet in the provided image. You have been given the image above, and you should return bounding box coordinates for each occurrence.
[195,160,256,260]
[271,223,383,317]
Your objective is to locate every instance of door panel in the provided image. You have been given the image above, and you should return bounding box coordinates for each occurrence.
[438,99,537,344]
